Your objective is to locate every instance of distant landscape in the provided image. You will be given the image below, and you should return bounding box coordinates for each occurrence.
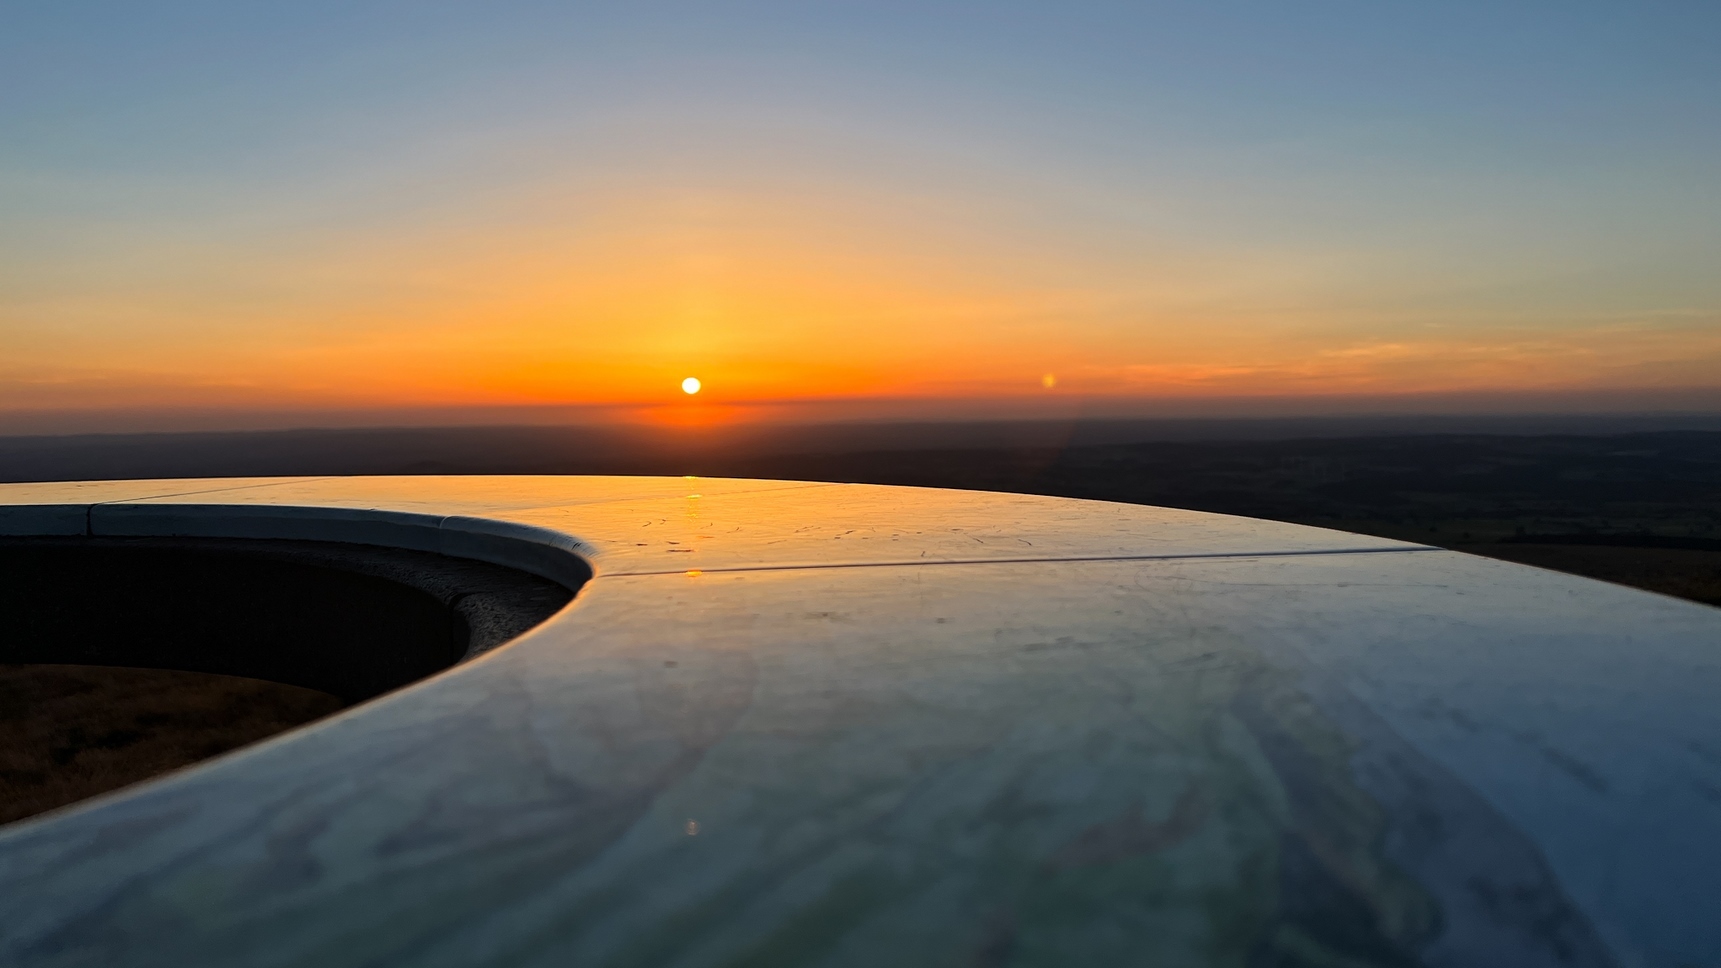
[5,416,1720,608]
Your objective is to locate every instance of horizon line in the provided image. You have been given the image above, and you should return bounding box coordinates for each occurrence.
[7,386,1721,438]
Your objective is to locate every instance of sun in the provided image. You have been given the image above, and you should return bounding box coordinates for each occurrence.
[681,376,701,395]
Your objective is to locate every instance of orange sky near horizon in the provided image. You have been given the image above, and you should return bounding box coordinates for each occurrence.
[9,175,1719,420]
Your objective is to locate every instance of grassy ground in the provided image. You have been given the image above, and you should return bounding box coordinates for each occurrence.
[1450,543,1721,608]
[0,664,342,826]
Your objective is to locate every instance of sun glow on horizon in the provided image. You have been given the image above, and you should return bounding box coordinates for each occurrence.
[681,377,702,395]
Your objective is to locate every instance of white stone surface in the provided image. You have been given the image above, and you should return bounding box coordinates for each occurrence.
[0,477,1716,968]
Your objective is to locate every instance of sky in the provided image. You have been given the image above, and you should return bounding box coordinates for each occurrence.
[3,1,1720,431]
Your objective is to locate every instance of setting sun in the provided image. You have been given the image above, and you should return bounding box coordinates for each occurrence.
[681,377,702,395]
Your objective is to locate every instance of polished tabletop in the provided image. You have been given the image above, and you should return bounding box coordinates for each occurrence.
[1,476,1718,968]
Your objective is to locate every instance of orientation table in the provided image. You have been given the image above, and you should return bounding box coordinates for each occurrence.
[1,476,1719,968]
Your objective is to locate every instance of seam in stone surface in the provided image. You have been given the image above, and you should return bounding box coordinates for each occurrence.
[84,478,838,518]
[605,544,1442,577]
[86,477,342,506]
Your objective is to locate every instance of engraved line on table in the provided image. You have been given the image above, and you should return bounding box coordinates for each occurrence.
[85,477,346,505]
[10,476,346,508]
[85,478,841,516]
[78,478,346,533]
[605,544,1443,577]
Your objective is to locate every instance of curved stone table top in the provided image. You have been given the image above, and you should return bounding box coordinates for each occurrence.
[1,476,1718,968]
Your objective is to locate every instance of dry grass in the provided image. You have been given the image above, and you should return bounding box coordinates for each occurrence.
[1456,544,1721,608]
[0,664,343,826]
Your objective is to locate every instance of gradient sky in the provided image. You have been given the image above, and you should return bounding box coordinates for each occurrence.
[4,1,1720,427]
